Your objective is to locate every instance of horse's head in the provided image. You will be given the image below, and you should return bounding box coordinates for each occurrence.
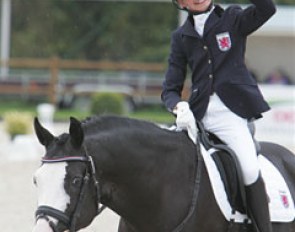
[32,117,101,232]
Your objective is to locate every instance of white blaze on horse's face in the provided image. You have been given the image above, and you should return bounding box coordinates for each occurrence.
[32,219,54,232]
[34,162,70,223]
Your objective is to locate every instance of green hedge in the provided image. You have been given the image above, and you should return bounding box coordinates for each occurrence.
[91,93,124,116]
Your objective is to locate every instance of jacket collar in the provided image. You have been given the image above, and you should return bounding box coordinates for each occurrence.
[180,5,224,38]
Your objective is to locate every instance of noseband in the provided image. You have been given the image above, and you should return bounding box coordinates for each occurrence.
[35,150,105,232]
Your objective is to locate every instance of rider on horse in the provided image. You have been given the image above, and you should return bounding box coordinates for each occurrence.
[162,0,276,231]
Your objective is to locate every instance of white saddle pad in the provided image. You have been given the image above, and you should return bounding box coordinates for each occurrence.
[201,144,295,223]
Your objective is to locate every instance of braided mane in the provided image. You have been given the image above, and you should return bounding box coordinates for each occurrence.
[81,115,164,135]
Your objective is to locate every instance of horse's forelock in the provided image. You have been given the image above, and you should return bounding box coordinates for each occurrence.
[56,133,69,145]
[42,133,71,160]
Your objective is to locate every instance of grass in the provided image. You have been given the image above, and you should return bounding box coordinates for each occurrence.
[0,100,36,113]
[0,100,175,124]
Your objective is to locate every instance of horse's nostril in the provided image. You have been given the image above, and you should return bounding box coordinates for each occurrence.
[33,176,37,186]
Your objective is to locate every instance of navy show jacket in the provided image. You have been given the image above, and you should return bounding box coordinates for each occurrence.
[161,0,276,120]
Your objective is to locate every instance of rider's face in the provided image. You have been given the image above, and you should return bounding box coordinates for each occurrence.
[178,0,212,12]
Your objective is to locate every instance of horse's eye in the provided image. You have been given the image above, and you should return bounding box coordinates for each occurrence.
[72,177,83,186]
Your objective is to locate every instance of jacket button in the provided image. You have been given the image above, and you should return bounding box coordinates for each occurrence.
[208,59,212,64]
[203,45,208,50]
[209,74,213,79]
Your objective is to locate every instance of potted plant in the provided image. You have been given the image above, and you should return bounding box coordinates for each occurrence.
[3,111,33,140]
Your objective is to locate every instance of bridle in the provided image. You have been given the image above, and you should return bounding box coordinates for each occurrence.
[35,148,106,232]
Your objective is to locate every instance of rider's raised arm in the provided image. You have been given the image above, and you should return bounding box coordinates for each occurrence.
[234,0,276,36]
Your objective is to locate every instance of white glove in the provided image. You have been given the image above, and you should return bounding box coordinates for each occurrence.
[173,101,197,144]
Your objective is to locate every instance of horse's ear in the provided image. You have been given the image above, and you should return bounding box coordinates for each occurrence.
[34,117,54,147]
[69,117,84,148]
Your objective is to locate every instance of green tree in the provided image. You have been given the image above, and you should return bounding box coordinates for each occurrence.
[10,0,294,62]
[11,1,177,62]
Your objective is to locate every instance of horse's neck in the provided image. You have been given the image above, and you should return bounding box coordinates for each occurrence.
[87,132,197,229]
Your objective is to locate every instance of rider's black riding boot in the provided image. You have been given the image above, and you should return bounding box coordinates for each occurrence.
[245,175,273,232]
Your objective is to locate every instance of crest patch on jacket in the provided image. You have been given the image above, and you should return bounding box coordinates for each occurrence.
[216,32,231,51]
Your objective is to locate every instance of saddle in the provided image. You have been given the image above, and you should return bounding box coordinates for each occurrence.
[196,121,295,224]
[197,121,249,215]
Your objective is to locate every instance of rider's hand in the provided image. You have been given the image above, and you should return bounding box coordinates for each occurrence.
[173,101,197,144]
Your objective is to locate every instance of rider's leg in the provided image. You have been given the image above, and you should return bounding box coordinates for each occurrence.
[245,174,272,232]
[202,94,272,232]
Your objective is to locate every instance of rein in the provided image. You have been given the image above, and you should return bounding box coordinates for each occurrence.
[172,140,204,232]
[35,148,106,232]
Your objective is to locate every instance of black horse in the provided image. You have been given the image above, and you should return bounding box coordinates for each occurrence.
[32,115,295,232]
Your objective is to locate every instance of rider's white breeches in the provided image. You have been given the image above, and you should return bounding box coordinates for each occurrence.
[201,94,259,186]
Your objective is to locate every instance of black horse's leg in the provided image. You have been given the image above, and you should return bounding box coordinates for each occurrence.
[118,218,136,232]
